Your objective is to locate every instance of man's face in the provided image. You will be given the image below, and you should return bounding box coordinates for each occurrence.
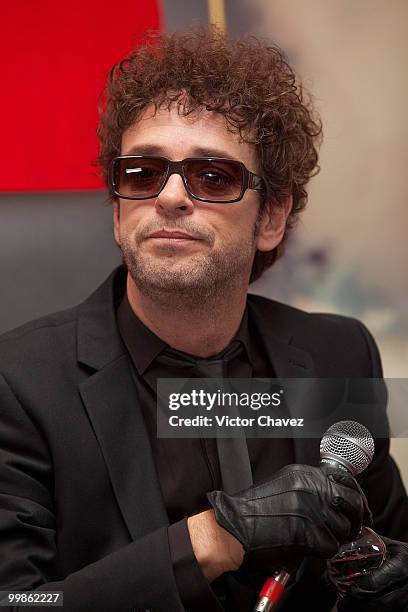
[113,104,286,306]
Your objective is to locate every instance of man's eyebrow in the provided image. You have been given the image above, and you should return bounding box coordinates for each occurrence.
[122,144,241,162]
[123,145,164,156]
[191,147,241,161]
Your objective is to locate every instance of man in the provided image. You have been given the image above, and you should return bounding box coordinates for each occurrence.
[1,26,408,612]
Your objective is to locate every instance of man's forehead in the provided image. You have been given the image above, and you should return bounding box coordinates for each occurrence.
[121,103,257,166]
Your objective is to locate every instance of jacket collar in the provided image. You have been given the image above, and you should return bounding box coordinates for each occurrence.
[77,266,127,371]
[247,294,316,378]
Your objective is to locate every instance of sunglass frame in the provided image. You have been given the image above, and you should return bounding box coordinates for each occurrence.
[111,155,265,203]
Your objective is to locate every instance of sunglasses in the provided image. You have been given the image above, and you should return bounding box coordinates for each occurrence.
[111,155,265,203]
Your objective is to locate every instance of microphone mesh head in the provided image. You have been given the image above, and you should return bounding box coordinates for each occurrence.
[320,420,375,476]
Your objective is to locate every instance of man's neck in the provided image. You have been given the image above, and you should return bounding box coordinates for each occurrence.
[126,275,248,358]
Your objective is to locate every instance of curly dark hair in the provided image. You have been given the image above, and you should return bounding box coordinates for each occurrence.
[97,26,322,282]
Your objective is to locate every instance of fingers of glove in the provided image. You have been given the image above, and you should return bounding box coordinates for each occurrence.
[328,479,367,539]
[268,467,364,543]
[338,587,408,612]
[362,495,373,528]
[327,470,370,526]
[353,478,373,526]
[329,495,363,541]
[347,540,408,596]
[326,470,372,525]
[333,472,373,528]
[380,536,408,554]
[274,464,363,520]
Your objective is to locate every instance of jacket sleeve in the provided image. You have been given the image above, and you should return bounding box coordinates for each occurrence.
[169,520,225,612]
[354,321,408,542]
[0,372,185,612]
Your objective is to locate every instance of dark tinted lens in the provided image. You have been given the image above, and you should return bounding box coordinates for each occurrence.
[114,157,167,198]
[184,159,243,201]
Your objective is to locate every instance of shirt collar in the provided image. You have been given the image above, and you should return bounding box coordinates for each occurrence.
[117,294,166,374]
[117,293,253,375]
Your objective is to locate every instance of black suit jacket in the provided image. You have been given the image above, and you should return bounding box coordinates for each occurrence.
[0,267,407,612]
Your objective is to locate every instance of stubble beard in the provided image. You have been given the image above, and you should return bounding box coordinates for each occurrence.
[120,230,257,311]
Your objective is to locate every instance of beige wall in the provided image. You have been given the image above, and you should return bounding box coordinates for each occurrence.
[247,0,408,486]
[392,439,408,489]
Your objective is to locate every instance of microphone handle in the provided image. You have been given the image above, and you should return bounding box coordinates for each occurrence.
[253,570,290,611]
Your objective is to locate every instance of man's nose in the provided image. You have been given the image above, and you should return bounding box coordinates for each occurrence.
[155,173,194,217]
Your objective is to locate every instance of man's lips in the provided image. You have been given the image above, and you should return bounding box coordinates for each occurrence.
[148,230,198,240]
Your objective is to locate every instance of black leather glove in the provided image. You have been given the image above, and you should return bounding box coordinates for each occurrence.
[337,537,408,611]
[207,464,371,574]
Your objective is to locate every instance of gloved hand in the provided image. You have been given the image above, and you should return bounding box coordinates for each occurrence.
[207,464,371,575]
[337,537,408,611]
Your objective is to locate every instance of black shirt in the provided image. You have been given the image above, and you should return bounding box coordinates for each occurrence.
[117,294,295,611]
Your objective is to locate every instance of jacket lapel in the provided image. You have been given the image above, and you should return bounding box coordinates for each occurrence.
[248,296,320,467]
[248,296,315,378]
[76,268,168,540]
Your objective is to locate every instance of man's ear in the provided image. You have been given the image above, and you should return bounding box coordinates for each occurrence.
[255,195,292,252]
[113,200,120,245]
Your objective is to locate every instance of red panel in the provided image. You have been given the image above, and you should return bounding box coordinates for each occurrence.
[0,1,161,192]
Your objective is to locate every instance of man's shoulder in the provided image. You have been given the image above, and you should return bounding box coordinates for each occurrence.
[247,292,362,333]
[0,306,78,344]
[0,305,80,375]
[0,267,122,359]
[247,293,381,376]
[0,270,118,375]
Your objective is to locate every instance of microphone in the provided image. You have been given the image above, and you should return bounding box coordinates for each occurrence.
[319,420,374,476]
[252,420,375,611]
